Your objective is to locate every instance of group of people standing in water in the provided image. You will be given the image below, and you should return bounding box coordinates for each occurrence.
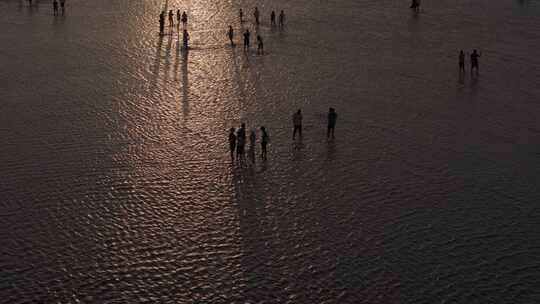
[228,108,337,162]
[233,7,285,55]
[51,0,66,16]
[159,9,189,47]
[159,7,285,54]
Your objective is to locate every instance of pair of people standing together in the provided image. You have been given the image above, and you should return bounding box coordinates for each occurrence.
[459,49,482,73]
[293,108,338,140]
[52,0,65,15]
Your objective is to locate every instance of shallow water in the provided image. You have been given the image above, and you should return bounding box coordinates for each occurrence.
[1,0,540,303]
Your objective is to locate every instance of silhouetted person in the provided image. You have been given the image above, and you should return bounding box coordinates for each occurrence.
[182,29,190,49]
[177,10,181,27]
[271,11,276,26]
[260,126,269,160]
[228,128,236,160]
[168,10,174,27]
[279,10,285,27]
[159,11,165,35]
[243,29,250,51]
[410,0,420,12]
[257,35,264,55]
[60,0,65,15]
[292,109,303,140]
[53,0,58,15]
[459,50,465,72]
[327,108,337,139]
[249,129,257,162]
[181,11,188,27]
[239,9,244,23]
[28,0,32,6]
[228,25,234,46]
[254,7,260,25]
[236,123,246,160]
[471,49,481,73]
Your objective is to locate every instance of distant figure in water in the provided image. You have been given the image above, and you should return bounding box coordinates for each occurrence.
[260,126,269,160]
[228,128,236,160]
[228,25,234,46]
[254,7,260,25]
[410,0,420,12]
[28,0,32,6]
[53,0,58,15]
[181,11,188,27]
[236,123,246,160]
[239,9,244,23]
[470,49,481,73]
[271,11,276,26]
[243,29,250,51]
[168,10,174,27]
[459,50,465,72]
[182,29,190,49]
[327,107,337,139]
[60,0,65,15]
[292,109,303,140]
[279,10,285,27]
[249,129,257,162]
[177,10,181,27]
[257,35,264,55]
[159,11,165,35]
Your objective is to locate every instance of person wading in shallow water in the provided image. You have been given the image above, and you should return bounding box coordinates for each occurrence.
[271,11,276,26]
[257,35,264,55]
[60,0,65,15]
[260,126,269,160]
[243,29,250,51]
[249,129,257,162]
[279,10,285,27]
[228,25,234,46]
[471,49,481,74]
[181,11,188,27]
[327,107,337,139]
[176,10,181,27]
[292,109,303,140]
[228,128,236,160]
[236,123,246,160]
[159,11,165,35]
[168,10,174,27]
[182,29,190,49]
[239,8,244,23]
[459,50,465,72]
[254,7,260,25]
[53,0,59,15]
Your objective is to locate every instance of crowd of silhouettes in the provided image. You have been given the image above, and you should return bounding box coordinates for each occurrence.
[227,107,337,162]
[229,123,271,162]
[158,9,190,48]
[228,7,286,55]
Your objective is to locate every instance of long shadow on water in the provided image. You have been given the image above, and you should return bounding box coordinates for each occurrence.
[232,167,289,302]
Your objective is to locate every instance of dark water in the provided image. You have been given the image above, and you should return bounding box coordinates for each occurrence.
[1,0,540,303]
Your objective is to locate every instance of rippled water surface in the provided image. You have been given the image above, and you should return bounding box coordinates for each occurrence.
[2,0,540,303]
